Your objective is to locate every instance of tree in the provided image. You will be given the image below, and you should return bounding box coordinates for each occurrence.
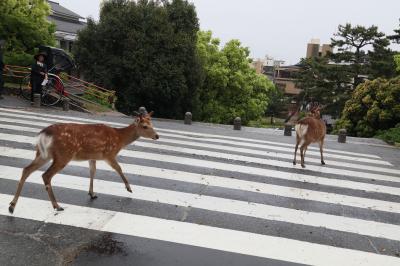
[74,0,201,118]
[196,31,274,124]
[0,0,55,65]
[388,20,400,44]
[296,23,398,117]
[265,85,287,123]
[395,55,400,73]
[330,23,391,87]
[367,37,397,79]
[295,56,352,117]
[335,77,400,137]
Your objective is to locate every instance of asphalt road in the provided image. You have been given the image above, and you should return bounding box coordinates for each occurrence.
[0,106,399,266]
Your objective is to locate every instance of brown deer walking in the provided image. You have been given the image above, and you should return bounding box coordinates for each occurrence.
[8,112,159,213]
[292,106,326,168]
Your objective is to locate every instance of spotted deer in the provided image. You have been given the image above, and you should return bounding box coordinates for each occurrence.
[292,106,326,168]
[9,112,159,213]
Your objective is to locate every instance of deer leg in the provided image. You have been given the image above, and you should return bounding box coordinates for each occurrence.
[304,146,308,157]
[106,158,132,193]
[88,160,97,199]
[300,142,310,168]
[42,159,68,211]
[320,138,325,165]
[9,151,49,213]
[293,137,300,165]
[300,145,305,168]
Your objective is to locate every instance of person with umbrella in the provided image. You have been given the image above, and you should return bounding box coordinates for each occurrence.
[30,51,48,104]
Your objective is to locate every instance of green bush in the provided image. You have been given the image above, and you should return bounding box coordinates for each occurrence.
[376,124,400,145]
[248,117,284,128]
[82,86,114,109]
[335,77,400,137]
[3,52,33,66]
[0,0,55,66]
[395,54,400,72]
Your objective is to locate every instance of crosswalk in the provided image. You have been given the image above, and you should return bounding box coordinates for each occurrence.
[0,107,400,265]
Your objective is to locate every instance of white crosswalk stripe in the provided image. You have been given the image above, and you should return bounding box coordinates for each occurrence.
[0,107,382,158]
[0,107,400,265]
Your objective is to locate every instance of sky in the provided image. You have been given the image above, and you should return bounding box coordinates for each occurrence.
[56,0,400,65]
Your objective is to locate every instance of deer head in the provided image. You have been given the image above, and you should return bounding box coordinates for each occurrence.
[134,111,159,140]
[309,104,324,119]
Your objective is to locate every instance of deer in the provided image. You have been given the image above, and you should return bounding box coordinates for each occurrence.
[8,111,159,214]
[292,105,326,168]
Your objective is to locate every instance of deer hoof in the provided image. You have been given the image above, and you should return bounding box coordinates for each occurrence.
[301,164,306,168]
[293,161,296,165]
[88,193,98,199]
[8,205,14,214]
[126,187,132,193]
[321,161,326,165]
[55,207,64,211]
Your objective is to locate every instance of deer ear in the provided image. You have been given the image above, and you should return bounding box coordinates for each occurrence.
[133,111,144,122]
[148,111,154,117]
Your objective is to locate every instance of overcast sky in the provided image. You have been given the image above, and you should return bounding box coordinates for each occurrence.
[57,0,400,64]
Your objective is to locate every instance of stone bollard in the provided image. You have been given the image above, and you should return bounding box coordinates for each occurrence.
[233,117,241,130]
[139,106,147,115]
[184,112,192,125]
[284,123,292,136]
[33,93,41,107]
[62,98,70,111]
[338,129,347,143]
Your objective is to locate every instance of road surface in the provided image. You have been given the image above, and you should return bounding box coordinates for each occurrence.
[0,106,399,266]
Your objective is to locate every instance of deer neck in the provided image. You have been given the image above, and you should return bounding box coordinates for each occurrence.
[117,123,140,146]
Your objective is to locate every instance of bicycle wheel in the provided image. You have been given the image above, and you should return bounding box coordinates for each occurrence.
[19,74,32,101]
[41,76,63,106]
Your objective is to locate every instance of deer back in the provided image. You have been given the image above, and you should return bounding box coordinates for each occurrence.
[297,117,326,142]
[40,123,126,161]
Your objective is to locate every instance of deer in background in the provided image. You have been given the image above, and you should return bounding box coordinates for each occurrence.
[9,112,159,214]
[293,105,326,168]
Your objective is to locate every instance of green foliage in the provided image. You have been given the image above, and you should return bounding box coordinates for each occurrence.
[296,56,352,117]
[375,125,400,146]
[395,54,400,73]
[0,0,55,65]
[248,117,284,129]
[297,23,397,118]
[297,111,307,120]
[265,84,287,117]
[336,77,400,137]
[330,23,395,86]
[388,20,400,44]
[196,31,274,124]
[73,0,201,119]
[82,86,113,109]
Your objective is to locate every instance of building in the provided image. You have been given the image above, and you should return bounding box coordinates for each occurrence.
[250,59,265,74]
[47,1,87,52]
[272,65,301,97]
[260,55,301,101]
[306,38,332,58]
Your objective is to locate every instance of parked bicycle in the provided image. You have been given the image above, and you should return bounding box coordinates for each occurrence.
[19,45,74,106]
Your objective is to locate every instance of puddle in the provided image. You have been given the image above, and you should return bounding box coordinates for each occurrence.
[83,233,127,256]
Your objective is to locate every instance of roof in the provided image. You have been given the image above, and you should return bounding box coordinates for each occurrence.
[48,1,84,20]
[48,16,86,34]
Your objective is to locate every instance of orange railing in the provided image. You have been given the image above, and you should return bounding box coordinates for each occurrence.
[3,65,30,78]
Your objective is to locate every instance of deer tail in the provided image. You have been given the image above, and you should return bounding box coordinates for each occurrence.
[295,124,308,139]
[37,133,53,159]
